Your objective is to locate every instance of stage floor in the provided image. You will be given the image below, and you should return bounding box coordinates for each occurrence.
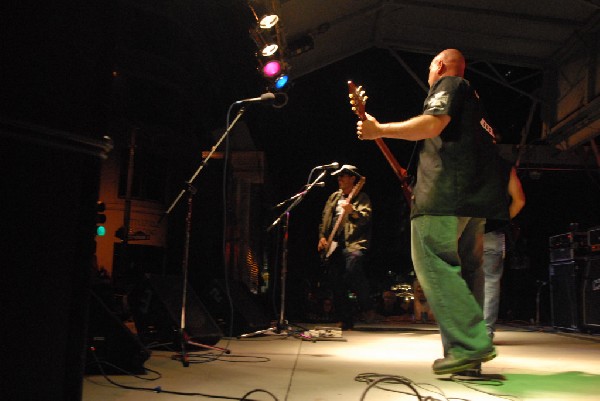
[83,322,600,401]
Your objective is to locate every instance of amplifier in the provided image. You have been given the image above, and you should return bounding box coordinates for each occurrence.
[550,247,575,262]
[589,226,600,253]
[549,260,581,330]
[582,256,600,329]
[549,231,588,249]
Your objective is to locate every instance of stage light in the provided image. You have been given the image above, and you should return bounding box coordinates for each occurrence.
[249,25,278,57]
[248,1,292,94]
[274,74,288,89]
[95,201,106,236]
[261,43,278,57]
[262,60,281,77]
[259,14,278,29]
[249,1,279,29]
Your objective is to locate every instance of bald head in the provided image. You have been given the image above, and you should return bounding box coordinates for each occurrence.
[427,48,466,86]
[439,49,466,75]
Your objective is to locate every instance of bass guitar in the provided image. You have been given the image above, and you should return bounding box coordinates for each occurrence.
[348,81,413,207]
[321,176,366,262]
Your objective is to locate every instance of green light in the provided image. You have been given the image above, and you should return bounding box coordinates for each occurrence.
[95,200,106,236]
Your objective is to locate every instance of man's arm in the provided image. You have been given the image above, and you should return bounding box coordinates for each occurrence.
[507,167,526,219]
[358,113,451,141]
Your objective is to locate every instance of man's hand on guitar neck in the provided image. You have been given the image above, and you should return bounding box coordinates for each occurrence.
[357,112,383,140]
[318,200,355,253]
[340,199,355,215]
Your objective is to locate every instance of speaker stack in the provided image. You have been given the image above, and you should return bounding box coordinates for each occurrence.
[129,274,223,348]
[85,290,150,375]
[582,227,600,330]
[549,226,600,332]
[201,279,271,337]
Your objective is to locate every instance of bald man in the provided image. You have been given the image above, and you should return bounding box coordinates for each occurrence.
[357,49,508,374]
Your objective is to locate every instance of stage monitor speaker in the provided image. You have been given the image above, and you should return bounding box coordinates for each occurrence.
[549,260,581,331]
[85,290,150,375]
[582,256,600,329]
[202,279,271,337]
[130,274,222,347]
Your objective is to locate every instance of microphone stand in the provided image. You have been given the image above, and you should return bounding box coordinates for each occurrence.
[161,107,247,366]
[240,171,327,338]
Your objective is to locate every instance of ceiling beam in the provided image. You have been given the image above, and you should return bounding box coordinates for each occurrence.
[386,0,592,27]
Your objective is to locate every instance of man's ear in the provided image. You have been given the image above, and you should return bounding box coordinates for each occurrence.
[435,58,445,75]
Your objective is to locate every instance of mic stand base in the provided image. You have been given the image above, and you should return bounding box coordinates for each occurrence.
[238,320,310,339]
[238,321,289,338]
[171,331,231,367]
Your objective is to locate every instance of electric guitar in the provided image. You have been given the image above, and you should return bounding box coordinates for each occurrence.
[321,176,366,262]
[348,81,413,207]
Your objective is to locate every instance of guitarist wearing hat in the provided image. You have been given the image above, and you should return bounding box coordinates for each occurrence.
[317,165,377,330]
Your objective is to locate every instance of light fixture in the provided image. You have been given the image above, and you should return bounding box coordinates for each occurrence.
[259,14,278,29]
[248,1,279,29]
[261,43,278,57]
[262,60,281,77]
[274,74,288,89]
[249,26,278,57]
[248,1,291,94]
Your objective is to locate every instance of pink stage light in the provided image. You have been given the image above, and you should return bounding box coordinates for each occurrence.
[263,60,281,77]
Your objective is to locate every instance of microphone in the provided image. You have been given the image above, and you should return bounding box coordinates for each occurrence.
[315,162,339,170]
[235,92,276,104]
[305,182,325,188]
[274,182,325,208]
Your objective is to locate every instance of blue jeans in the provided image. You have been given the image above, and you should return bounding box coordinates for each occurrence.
[411,215,492,359]
[473,230,505,337]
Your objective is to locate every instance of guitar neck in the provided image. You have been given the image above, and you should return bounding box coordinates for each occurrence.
[374,138,408,179]
[348,80,412,207]
[374,138,413,206]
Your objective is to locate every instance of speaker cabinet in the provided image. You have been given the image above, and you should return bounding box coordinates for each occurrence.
[3,128,109,399]
[85,290,150,375]
[202,279,271,337]
[130,274,222,347]
[549,260,581,330]
[582,256,600,329]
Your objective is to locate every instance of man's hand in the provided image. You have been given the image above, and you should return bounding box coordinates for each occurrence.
[340,201,354,214]
[318,237,328,252]
[357,113,381,140]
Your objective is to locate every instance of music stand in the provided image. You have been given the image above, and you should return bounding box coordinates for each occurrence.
[161,106,247,366]
[239,171,327,338]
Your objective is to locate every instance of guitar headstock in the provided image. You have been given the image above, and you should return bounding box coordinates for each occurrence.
[348,81,367,120]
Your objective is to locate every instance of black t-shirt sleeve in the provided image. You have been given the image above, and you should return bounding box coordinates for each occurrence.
[423,76,465,117]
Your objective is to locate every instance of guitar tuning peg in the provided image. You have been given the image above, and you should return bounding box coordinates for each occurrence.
[351,106,357,112]
[364,96,368,102]
[348,93,354,98]
[357,85,362,91]
[359,90,365,97]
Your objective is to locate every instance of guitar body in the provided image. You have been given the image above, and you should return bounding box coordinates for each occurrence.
[348,81,413,207]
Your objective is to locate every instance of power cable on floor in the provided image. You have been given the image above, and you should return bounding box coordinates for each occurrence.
[86,346,279,400]
[355,372,448,400]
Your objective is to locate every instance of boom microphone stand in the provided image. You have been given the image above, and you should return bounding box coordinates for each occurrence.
[240,171,327,338]
[161,106,248,366]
